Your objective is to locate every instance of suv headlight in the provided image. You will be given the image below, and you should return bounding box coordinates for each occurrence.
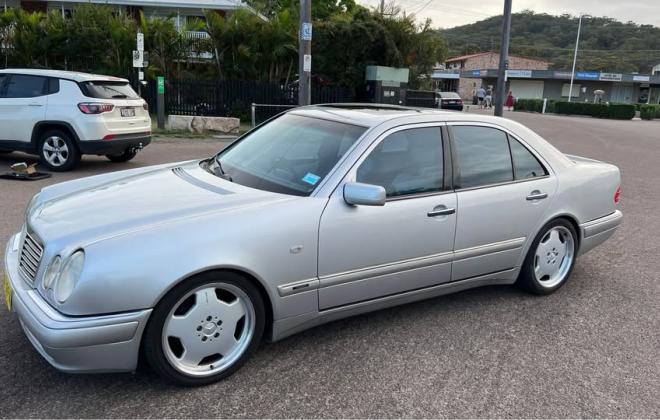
[43,255,61,289]
[55,250,85,303]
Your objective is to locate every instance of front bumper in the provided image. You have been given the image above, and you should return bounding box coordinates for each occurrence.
[4,233,152,373]
[78,134,152,156]
[579,210,623,256]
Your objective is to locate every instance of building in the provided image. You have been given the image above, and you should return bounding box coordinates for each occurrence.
[3,0,251,27]
[437,51,551,99]
[432,51,660,105]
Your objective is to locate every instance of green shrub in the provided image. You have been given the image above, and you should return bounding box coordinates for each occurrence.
[513,98,556,113]
[554,101,635,120]
[640,104,660,120]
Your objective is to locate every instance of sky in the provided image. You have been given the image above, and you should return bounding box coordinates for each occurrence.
[357,0,660,29]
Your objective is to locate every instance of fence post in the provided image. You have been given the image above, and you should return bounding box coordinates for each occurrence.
[251,103,256,128]
[542,98,547,114]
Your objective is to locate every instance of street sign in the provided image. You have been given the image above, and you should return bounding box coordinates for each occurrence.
[132,50,143,68]
[137,32,144,52]
[138,71,144,81]
[157,76,165,94]
[142,51,149,67]
[301,22,312,41]
[303,54,311,72]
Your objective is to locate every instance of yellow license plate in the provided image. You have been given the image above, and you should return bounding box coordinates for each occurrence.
[3,272,11,312]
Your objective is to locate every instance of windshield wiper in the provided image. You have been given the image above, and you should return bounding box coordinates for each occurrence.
[212,157,233,182]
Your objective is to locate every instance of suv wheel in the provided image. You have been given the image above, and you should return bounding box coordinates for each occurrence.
[106,149,137,163]
[39,130,80,172]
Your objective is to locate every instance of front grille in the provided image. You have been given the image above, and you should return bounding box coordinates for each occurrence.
[19,231,43,285]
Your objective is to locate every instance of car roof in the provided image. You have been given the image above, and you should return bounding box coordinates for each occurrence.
[0,69,128,83]
[290,103,508,128]
[290,104,456,127]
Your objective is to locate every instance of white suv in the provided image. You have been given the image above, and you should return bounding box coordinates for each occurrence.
[0,69,152,171]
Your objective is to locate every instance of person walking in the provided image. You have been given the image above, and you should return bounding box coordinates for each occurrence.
[484,86,493,109]
[476,86,486,108]
[505,91,515,111]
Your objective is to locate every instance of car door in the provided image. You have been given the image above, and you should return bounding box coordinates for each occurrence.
[0,74,48,142]
[449,123,557,281]
[317,125,457,310]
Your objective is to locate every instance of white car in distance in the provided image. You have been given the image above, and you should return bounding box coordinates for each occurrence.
[0,69,151,171]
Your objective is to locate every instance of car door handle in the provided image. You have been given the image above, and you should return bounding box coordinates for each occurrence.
[427,207,456,217]
[526,191,548,201]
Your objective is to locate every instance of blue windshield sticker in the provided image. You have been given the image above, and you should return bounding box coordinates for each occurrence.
[302,172,321,185]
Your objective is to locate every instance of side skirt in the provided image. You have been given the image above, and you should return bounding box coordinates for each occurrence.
[269,267,519,342]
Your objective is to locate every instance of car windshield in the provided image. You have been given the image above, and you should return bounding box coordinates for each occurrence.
[210,113,366,196]
[82,81,140,99]
[441,92,460,99]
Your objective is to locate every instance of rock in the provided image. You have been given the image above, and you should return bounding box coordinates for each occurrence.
[166,115,240,134]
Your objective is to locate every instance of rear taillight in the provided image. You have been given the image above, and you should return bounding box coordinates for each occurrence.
[78,103,114,114]
[614,186,621,204]
[143,102,149,111]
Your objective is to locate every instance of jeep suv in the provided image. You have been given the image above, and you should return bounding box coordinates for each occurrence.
[0,69,151,171]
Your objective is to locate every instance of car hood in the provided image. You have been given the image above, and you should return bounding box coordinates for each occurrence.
[29,160,295,246]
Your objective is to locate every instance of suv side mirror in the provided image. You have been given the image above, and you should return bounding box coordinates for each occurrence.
[343,182,386,206]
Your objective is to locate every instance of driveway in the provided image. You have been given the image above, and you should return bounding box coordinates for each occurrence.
[0,114,658,418]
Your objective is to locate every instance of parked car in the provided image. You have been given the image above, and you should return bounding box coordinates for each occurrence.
[436,91,464,111]
[3,104,622,386]
[0,69,151,171]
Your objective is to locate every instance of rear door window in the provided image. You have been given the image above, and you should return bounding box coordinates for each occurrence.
[4,75,47,98]
[81,81,139,99]
[452,125,513,188]
[509,138,547,179]
[0,74,7,97]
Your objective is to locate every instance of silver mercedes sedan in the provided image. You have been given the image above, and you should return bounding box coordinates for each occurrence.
[4,104,622,385]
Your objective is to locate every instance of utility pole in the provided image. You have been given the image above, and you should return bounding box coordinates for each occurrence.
[298,0,312,106]
[494,0,512,117]
[568,14,583,103]
[380,0,385,14]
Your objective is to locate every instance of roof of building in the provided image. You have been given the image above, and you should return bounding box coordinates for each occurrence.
[0,69,128,82]
[446,51,551,64]
[56,0,247,10]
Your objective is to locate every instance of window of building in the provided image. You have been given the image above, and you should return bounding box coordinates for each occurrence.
[561,83,581,97]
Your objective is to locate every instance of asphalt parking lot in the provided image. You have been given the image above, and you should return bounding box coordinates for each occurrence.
[1,113,659,418]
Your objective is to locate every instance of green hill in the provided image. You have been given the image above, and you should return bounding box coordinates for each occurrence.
[438,10,660,73]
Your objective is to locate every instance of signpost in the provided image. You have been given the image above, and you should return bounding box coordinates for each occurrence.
[157,76,165,129]
[298,0,311,106]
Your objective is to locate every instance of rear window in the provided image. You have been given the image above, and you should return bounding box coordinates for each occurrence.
[81,81,139,99]
[440,92,460,99]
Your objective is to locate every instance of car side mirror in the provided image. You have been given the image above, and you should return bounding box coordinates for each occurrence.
[343,182,386,206]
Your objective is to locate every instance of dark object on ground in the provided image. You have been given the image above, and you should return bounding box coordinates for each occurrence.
[0,171,52,181]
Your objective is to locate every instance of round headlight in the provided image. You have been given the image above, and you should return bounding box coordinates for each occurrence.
[55,250,85,303]
[42,255,61,289]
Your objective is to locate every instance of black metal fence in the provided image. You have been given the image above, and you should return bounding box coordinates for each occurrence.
[405,89,438,108]
[144,79,351,121]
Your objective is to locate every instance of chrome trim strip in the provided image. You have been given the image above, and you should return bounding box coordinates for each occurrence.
[317,237,526,291]
[581,210,623,238]
[319,251,453,289]
[277,279,320,297]
[453,237,526,262]
[172,167,234,195]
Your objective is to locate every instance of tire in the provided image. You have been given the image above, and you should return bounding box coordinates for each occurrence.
[517,219,578,295]
[38,130,80,172]
[143,271,265,386]
[106,149,137,163]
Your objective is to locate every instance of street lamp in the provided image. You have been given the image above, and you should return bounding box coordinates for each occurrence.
[568,14,589,102]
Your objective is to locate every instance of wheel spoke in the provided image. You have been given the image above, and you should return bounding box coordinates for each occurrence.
[180,343,210,366]
[215,331,239,357]
[43,144,56,152]
[167,313,197,339]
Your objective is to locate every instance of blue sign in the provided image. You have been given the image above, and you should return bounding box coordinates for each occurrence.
[472,70,481,77]
[576,71,599,80]
[301,22,312,41]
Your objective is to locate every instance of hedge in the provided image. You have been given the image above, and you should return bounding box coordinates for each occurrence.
[640,104,660,120]
[553,101,636,120]
[513,98,556,113]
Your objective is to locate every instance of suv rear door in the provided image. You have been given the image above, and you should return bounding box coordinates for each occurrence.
[0,74,49,143]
